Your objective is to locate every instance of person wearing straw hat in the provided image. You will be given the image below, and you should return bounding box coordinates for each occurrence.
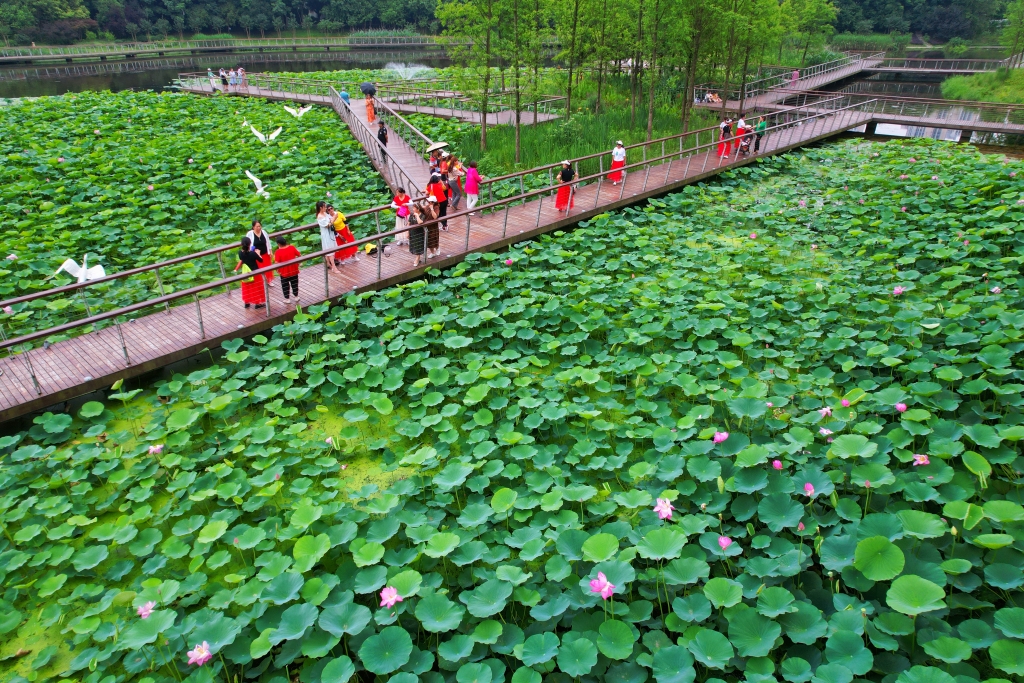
[608,141,626,185]
[555,161,576,212]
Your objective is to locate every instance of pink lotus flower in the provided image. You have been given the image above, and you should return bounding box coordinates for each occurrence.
[1011,172,1017,177]
[718,536,733,550]
[895,403,907,413]
[653,498,674,520]
[912,453,930,466]
[233,537,238,544]
[899,174,908,180]
[188,191,194,196]
[873,153,879,157]
[380,586,402,608]
[326,191,332,197]
[843,185,848,190]
[148,444,163,455]
[749,232,757,239]
[326,437,333,445]
[908,158,916,163]
[991,286,1001,294]
[864,480,871,488]
[274,473,280,480]
[819,428,832,436]
[827,437,834,443]
[712,431,729,444]
[506,258,514,265]
[798,200,806,208]
[341,464,347,470]
[766,402,773,407]
[187,642,212,666]
[137,601,156,619]
[859,199,865,204]
[901,207,906,212]
[819,406,832,417]
[147,185,154,191]
[94,129,100,135]
[208,164,213,169]
[810,244,817,250]
[3,306,12,315]
[589,572,615,600]
[772,460,783,470]
[804,482,815,497]
[797,522,805,531]
[5,254,15,260]
[58,156,65,163]
[931,176,938,180]
[188,158,194,163]
[841,399,850,408]
[893,286,905,296]
[963,240,969,246]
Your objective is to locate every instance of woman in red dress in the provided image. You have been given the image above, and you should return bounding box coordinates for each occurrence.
[331,207,358,264]
[234,236,271,309]
[555,161,576,212]
[608,141,626,184]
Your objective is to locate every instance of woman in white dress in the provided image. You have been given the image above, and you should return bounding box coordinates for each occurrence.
[317,201,342,275]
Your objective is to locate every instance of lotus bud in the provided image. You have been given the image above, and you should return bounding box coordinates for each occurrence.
[717,476,725,494]
[951,526,957,536]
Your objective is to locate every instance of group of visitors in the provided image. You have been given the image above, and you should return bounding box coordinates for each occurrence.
[233,221,302,309]
[717,114,768,159]
[209,68,246,93]
[697,92,723,104]
[317,201,359,276]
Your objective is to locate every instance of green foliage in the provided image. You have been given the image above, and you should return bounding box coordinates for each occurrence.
[3,137,1024,683]
[941,68,1024,104]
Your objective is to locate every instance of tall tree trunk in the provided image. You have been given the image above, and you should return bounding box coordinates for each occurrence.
[631,0,645,126]
[737,41,751,115]
[596,0,608,112]
[513,0,522,163]
[801,36,810,66]
[720,0,738,112]
[680,12,705,133]
[481,24,492,151]
[564,0,581,119]
[646,0,660,141]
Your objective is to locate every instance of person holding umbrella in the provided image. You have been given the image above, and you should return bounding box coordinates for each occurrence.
[360,82,377,123]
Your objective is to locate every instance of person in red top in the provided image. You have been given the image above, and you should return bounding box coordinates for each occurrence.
[274,236,301,300]
[426,173,449,232]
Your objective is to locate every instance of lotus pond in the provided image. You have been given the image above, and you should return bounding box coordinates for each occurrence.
[0,90,385,336]
[2,138,1024,683]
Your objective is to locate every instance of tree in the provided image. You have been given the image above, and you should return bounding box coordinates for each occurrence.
[438,0,500,151]
[553,0,592,119]
[783,0,837,66]
[1003,0,1024,68]
[495,0,535,161]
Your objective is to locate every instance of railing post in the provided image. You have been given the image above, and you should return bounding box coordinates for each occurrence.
[79,287,91,318]
[155,267,171,312]
[116,320,130,366]
[193,294,205,339]
[502,204,510,239]
[464,214,472,251]
[263,276,271,318]
[20,345,42,395]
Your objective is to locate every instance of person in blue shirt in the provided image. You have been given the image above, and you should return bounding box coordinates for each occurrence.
[339,90,350,105]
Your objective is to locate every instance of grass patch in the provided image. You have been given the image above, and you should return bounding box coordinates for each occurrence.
[941,68,1024,103]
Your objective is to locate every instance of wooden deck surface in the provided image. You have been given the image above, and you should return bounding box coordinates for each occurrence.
[0,91,871,421]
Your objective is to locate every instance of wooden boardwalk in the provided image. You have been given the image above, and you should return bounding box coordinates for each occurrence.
[0,92,872,421]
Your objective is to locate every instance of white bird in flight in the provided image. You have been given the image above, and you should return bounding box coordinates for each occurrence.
[250,125,283,144]
[50,254,106,283]
[245,170,270,199]
[284,105,313,118]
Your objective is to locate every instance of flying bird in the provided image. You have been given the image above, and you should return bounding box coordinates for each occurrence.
[250,125,283,144]
[284,105,313,118]
[49,255,106,283]
[245,170,270,198]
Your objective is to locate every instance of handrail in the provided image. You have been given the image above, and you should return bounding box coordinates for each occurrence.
[0,96,872,358]
[0,98,874,356]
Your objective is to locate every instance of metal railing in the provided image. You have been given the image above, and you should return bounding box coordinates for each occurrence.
[0,98,875,394]
[870,58,1008,72]
[0,36,456,59]
[695,52,885,103]
[769,89,1024,129]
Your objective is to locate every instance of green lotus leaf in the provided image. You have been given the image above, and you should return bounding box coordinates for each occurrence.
[416,592,466,632]
[596,619,635,660]
[557,636,598,676]
[460,580,513,618]
[853,536,905,581]
[635,527,687,560]
[423,532,460,558]
[321,656,356,683]
[520,632,559,666]
[456,662,492,683]
[581,533,619,562]
[117,609,175,650]
[358,626,413,675]
[320,602,372,637]
[728,608,781,657]
[353,542,385,567]
[825,630,872,674]
[703,577,743,608]
[686,628,734,669]
[756,586,797,617]
[886,575,946,615]
[921,636,972,663]
[651,645,696,683]
[491,488,518,514]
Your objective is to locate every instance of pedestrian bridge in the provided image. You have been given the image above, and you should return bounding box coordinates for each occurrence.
[1,85,1022,421]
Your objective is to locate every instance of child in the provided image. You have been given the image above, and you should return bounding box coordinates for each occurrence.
[274,235,301,301]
